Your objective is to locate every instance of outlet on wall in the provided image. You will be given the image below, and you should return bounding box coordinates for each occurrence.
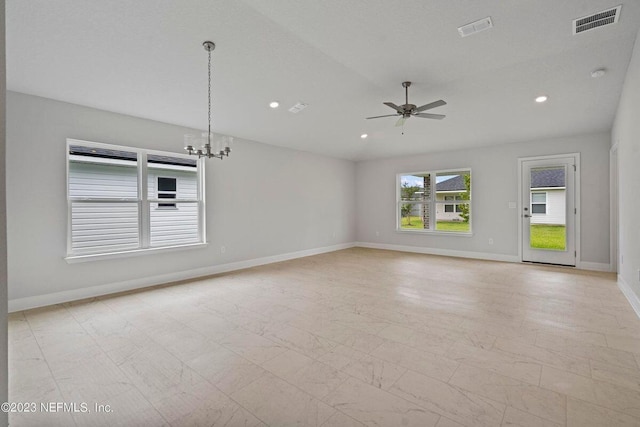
[488,238,494,245]
[375,231,380,237]
[220,246,226,254]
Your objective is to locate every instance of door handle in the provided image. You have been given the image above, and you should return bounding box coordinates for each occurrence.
[523,214,532,218]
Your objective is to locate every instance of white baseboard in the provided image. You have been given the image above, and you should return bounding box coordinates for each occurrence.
[8,242,356,312]
[355,242,521,263]
[578,261,613,272]
[618,275,640,320]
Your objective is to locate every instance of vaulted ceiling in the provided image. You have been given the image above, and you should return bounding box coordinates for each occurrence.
[7,1,640,160]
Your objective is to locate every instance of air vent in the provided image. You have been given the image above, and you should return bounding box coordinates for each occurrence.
[288,102,308,114]
[458,17,493,38]
[573,5,621,35]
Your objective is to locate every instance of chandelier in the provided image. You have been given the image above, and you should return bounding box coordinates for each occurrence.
[184,41,232,159]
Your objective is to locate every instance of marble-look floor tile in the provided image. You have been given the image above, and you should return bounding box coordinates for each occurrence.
[492,336,591,377]
[320,411,366,427]
[590,359,640,392]
[535,332,639,370]
[231,373,335,426]
[389,370,505,427]
[262,323,338,359]
[371,340,458,382]
[605,332,640,354]
[9,248,640,427]
[152,380,261,426]
[317,344,366,371]
[446,342,541,385]
[218,328,287,365]
[262,349,348,399]
[54,353,135,402]
[324,376,440,427]
[436,416,465,427]
[109,344,204,403]
[448,363,565,425]
[501,406,562,427]
[566,397,640,427]
[185,343,268,395]
[341,353,406,390]
[540,366,640,419]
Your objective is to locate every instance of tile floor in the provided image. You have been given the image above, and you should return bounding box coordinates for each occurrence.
[8,248,640,426]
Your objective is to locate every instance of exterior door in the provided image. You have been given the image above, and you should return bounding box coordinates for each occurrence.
[521,156,576,266]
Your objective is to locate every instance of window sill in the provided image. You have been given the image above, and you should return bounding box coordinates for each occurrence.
[65,242,208,263]
[395,229,473,237]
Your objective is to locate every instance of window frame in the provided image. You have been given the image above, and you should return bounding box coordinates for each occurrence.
[531,191,547,214]
[66,138,207,262]
[396,168,472,236]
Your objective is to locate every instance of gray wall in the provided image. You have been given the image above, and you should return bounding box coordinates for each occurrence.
[1,1,9,425]
[6,91,356,303]
[356,133,611,265]
[612,29,640,300]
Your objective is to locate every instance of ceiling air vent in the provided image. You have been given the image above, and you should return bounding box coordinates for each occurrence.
[573,5,621,35]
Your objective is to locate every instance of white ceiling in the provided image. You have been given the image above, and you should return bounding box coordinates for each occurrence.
[6,1,640,161]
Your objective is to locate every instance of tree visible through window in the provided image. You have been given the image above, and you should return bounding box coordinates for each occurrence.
[398,170,471,233]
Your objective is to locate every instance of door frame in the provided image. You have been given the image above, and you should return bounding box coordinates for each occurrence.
[517,153,581,266]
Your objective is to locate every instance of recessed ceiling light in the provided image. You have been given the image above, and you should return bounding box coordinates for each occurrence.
[269,101,279,109]
[535,95,548,103]
[360,133,368,139]
[591,68,606,78]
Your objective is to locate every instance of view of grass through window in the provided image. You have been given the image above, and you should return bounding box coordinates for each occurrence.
[399,170,471,233]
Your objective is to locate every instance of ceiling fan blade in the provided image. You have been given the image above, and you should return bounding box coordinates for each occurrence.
[395,117,407,127]
[415,100,447,113]
[366,114,400,119]
[383,102,404,113]
[415,113,446,120]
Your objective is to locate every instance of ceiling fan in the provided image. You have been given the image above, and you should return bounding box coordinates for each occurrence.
[366,81,446,127]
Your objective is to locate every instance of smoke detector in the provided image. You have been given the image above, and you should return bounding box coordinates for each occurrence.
[573,5,621,35]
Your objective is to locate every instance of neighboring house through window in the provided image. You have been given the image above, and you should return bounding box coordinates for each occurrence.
[398,169,471,233]
[530,168,566,225]
[67,139,204,258]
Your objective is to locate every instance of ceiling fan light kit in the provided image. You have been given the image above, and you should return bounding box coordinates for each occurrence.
[366,81,447,126]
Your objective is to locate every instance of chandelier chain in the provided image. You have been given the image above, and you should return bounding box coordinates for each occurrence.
[207,49,212,145]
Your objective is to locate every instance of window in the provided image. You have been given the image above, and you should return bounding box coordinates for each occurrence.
[398,169,471,233]
[157,177,177,208]
[67,139,204,258]
[531,192,547,214]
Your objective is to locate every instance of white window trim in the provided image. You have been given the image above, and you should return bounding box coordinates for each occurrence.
[396,168,472,235]
[65,138,206,261]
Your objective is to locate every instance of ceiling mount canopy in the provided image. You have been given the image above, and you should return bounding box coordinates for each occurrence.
[184,41,233,160]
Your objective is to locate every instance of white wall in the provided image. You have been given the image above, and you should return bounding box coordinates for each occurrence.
[1,1,9,424]
[6,92,356,306]
[356,133,610,266]
[612,29,640,308]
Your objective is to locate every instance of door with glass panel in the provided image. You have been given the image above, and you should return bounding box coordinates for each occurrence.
[521,156,576,266]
